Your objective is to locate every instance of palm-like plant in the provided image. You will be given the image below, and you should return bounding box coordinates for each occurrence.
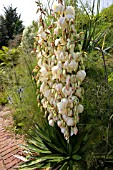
[78,0,108,52]
[19,121,94,170]
[18,119,113,170]
[19,119,113,170]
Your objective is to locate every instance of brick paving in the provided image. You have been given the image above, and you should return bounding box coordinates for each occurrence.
[0,106,24,170]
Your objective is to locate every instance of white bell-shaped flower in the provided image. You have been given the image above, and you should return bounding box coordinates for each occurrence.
[62,86,73,97]
[54,83,63,92]
[52,62,62,79]
[55,39,60,46]
[76,70,86,82]
[77,104,84,113]
[57,120,62,127]
[61,127,67,134]
[49,119,54,127]
[65,14,74,21]
[39,31,47,40]
[57,103,66,114]
[58,17,67,30]
[40,66,49,77]
[52,2,64,14]
[48,113,53,121]
[40,82,47,93]
[65,6,75,16]
[66,117,74,126]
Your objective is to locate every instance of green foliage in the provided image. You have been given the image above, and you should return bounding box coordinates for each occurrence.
[20,21,38,53]
[82,51,113,121]
[100,4,113,24]
[108,72,113,86]
[4,48,43,134]
[99,4,113,48]
[0,92,8,105]
[0,46,20,67]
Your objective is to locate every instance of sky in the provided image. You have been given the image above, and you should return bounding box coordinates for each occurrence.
[0,0,113,27]
[0,0,40,26]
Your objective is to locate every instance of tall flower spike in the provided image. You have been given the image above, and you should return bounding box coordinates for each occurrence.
[34,2,86,140]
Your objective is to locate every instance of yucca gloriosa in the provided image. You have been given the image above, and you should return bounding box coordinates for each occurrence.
[19,120,113,170]
[19,0,113,170]
[19,121,95,170]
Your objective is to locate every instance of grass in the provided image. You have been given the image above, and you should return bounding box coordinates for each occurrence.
[2,49,44,134]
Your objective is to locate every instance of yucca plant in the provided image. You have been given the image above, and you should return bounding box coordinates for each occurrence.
[18,1,113,170]
[19,119,113,170]
[78,0,108,52]
[19,121,97,170]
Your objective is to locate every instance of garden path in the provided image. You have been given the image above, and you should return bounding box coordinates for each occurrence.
[0,106,24,170]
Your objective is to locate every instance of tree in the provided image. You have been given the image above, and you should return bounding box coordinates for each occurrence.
[0,15,8,47]
[0,5,24,48]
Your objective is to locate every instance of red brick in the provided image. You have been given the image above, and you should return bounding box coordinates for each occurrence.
[0,139,14,149]
[0,134,11,140]
[0,136,11,142]
[5,158,21,169]
[0,107,24,169]
[0,132,6,137]
[2,149,20,160]
[0,129,5,132]
[4,155,15,165]
[1,146,18,157]
[0,142,16,153]
[12,161,23,170]
[0,160,6,170]
[0,139,11,147]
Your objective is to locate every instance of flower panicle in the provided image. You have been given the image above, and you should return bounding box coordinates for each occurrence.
[35,2,86,140]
